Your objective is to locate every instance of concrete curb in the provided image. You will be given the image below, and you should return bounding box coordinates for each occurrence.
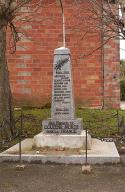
[0,154,120,164]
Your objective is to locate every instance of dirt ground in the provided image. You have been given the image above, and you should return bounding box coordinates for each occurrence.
[0,163,125,192]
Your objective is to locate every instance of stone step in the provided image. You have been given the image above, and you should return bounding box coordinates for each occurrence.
[34,130,91,149]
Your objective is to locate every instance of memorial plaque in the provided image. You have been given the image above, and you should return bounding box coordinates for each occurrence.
[43,119,82,134]
[43,47,82,134]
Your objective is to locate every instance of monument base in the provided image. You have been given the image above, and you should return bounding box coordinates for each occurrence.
[42,118,82,135]
[33,130,92,149]
[0,138,120,164]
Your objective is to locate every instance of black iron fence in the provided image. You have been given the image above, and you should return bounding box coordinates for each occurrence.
[0,109,125,151]
[0,109,42,151]
[83,110,125,142]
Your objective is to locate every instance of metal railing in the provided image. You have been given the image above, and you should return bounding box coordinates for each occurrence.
[0,109,125,151]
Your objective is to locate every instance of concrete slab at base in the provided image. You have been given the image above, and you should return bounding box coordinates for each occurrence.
[2,139,33,154]
[0,154,120,164]
[0,138,120,164]
[33,131,92,149]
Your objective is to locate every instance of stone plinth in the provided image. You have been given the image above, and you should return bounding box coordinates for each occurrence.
[34,130,92,149]
[42,118,82,134]
[2,139,33,154]
[0,138,120,164]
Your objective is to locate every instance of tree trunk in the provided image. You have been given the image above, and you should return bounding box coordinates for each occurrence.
[0,24,14,138]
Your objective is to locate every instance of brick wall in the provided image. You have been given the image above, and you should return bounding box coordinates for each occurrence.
[7,0,120,108]
[103,38,120,108]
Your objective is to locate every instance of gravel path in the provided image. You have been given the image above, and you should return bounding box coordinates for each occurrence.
[0,163,125,192]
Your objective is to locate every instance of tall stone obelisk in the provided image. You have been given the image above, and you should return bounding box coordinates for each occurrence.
[34,47,91,148]
[52,47,74,121]
[42,47,82,134]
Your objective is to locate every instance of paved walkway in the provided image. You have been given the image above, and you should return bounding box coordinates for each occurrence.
[0,163,125,192]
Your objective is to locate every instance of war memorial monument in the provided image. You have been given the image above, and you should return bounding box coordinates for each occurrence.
[34,47,91,149]
[0,0,120,163]
[0,46,120,164]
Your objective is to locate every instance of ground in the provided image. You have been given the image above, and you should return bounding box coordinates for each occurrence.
[1,107,125,192]
[0,163,125,192]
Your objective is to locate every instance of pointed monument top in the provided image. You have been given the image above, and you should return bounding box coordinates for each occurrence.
[54,47,70,55]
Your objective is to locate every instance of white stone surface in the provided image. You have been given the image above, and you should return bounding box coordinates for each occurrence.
[56,47,68,50]
[33,131,92,149]
[52,47,74,121]
[2,139,33,154]
[43,47,82,134]
[0,138,120,164]
[120,101,125,110]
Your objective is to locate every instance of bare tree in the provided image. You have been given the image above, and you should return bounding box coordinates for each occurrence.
[89,0,125,40]
[0,0,123,139]
[65,0,125,59]
[0,0,45,139]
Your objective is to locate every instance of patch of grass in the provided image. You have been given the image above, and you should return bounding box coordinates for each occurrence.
[15,108,51,137]
[76,109,119,137]
[1,107,125,153]
[14,107,125,138]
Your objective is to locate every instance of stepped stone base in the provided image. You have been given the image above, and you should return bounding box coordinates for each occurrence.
[0,138,120,164]
[33,130,92,149]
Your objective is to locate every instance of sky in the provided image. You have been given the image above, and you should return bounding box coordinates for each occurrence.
[119,8,125,60]
[120,40,125,59]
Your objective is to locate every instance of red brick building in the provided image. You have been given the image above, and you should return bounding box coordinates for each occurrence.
[7,0,120,108]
